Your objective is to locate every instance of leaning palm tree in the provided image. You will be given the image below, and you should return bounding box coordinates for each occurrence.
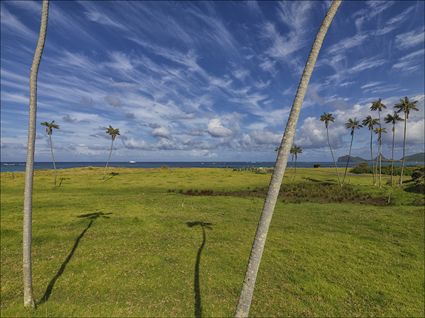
[235,1,342,316]
[41,120,59,185]
[362,116,379,185]
[374,127,387,188]
[394,97,419,185]
[103,125,120,177]
[23,0,49,308]
[370,98,386,185]
[384,112,404,186]
[290,145,302,174]
[320,112,341,186]
[342,118,362,184]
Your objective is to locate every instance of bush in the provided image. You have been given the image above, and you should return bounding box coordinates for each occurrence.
[351,163,422,176]
[313,164,321,168]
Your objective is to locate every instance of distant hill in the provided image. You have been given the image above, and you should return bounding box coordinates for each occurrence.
[337,155,367,163]
[401,152,425,162]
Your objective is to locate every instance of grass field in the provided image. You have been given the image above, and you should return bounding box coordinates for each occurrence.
[1,167,424,317]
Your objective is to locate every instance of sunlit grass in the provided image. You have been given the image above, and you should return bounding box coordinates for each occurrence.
[1,167,423,317]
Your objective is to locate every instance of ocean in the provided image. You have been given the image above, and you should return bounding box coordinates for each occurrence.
[1,161,421,172]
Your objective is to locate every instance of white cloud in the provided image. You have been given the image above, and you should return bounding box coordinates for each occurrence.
[152,126,171,139]
[207,118,233,138]
[395,29,425,50]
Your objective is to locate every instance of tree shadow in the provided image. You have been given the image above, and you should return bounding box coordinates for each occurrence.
[186,221,213,318]
[102,172,119,182]
[37,211,112,306]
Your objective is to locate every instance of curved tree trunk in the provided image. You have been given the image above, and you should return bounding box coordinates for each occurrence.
[399,117,407,186]
[343,132,354,184]
[370,130,375,185]
[326,127,341,186]
[48,134,57,186]
[234,1,342,316]
[23,0,49,308]
[390,125,395,186]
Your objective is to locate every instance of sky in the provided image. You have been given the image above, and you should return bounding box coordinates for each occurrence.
[1,0,424,162]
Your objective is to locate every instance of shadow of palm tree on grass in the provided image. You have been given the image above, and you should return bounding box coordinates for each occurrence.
[186,221,213,318]
[37,211,112,305]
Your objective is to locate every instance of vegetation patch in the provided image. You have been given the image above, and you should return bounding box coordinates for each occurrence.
[174,183,389,205]
[350,163,423,176]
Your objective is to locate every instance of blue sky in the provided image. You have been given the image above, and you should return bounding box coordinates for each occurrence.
[1,0,424,162]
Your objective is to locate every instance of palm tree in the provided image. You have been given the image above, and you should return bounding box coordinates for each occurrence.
[235,1,342,316]
[362,116,379,185]
[374,127,387,188]
[384,112,403,186]
[290,145,302,174]
[370,98,386,186]
[342,118,362,184]
[394,97,419,185]
[320,112,341,186]
[23,0,49,308]
[41,120,59,185]
[104,125,120,177]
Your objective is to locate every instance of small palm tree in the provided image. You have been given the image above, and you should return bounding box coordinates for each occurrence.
[394,97,419,185]
[384,112,404,186]
[374,127,387,188]
[362,116,379,185]
[320,112,341,186]
[41,120,59,185]
[290,145,303,174]
[343,118,362,184]
[104,125,120,177]
[370,99,386,185]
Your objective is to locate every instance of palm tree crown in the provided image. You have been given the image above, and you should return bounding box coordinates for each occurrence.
[345,118,362,135]
[290,145,303,159]
[374,127,387,142]
[41,120,59,135]
[394,96,418,119]
[106,125,120,140]
[320,112,335,128]
[384,112,403,127]
[362,116,379,130]
[370,98,387,112]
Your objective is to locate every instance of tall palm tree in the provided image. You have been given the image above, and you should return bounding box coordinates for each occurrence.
[342,118,362,184]
[374,127,387,188]
[235,1,342,316]
[104,125,120,177]
[394,97,419,185]
[320,112,341,186]
[384,112,403,186]
[370,98,386,186]
[290,145,302,174]
[41,120,59,185]
[362,116,379,185]
[23,0,49,308]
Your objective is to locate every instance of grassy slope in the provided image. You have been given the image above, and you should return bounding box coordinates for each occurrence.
[1,167,423,317]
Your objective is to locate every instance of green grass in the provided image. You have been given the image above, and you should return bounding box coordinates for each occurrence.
[1,167,424,317]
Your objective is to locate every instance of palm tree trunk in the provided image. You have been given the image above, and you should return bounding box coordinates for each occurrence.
[378,138,382,188]
[234,1,341,316]
[399,117,407,186]
[48,134,57,186]
[294,155,297,174]
[343,133,354,184]
[370,130,375,185]
[390,125,395,186]
[23,0,49,308]
[326,127,342,186]
[103,139,114,177]
[376,111,381,187]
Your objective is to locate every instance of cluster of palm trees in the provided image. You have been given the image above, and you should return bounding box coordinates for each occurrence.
[40,120,120,184]
[320,96,419,188]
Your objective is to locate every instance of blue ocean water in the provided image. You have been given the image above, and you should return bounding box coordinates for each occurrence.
[1,161,421,172]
